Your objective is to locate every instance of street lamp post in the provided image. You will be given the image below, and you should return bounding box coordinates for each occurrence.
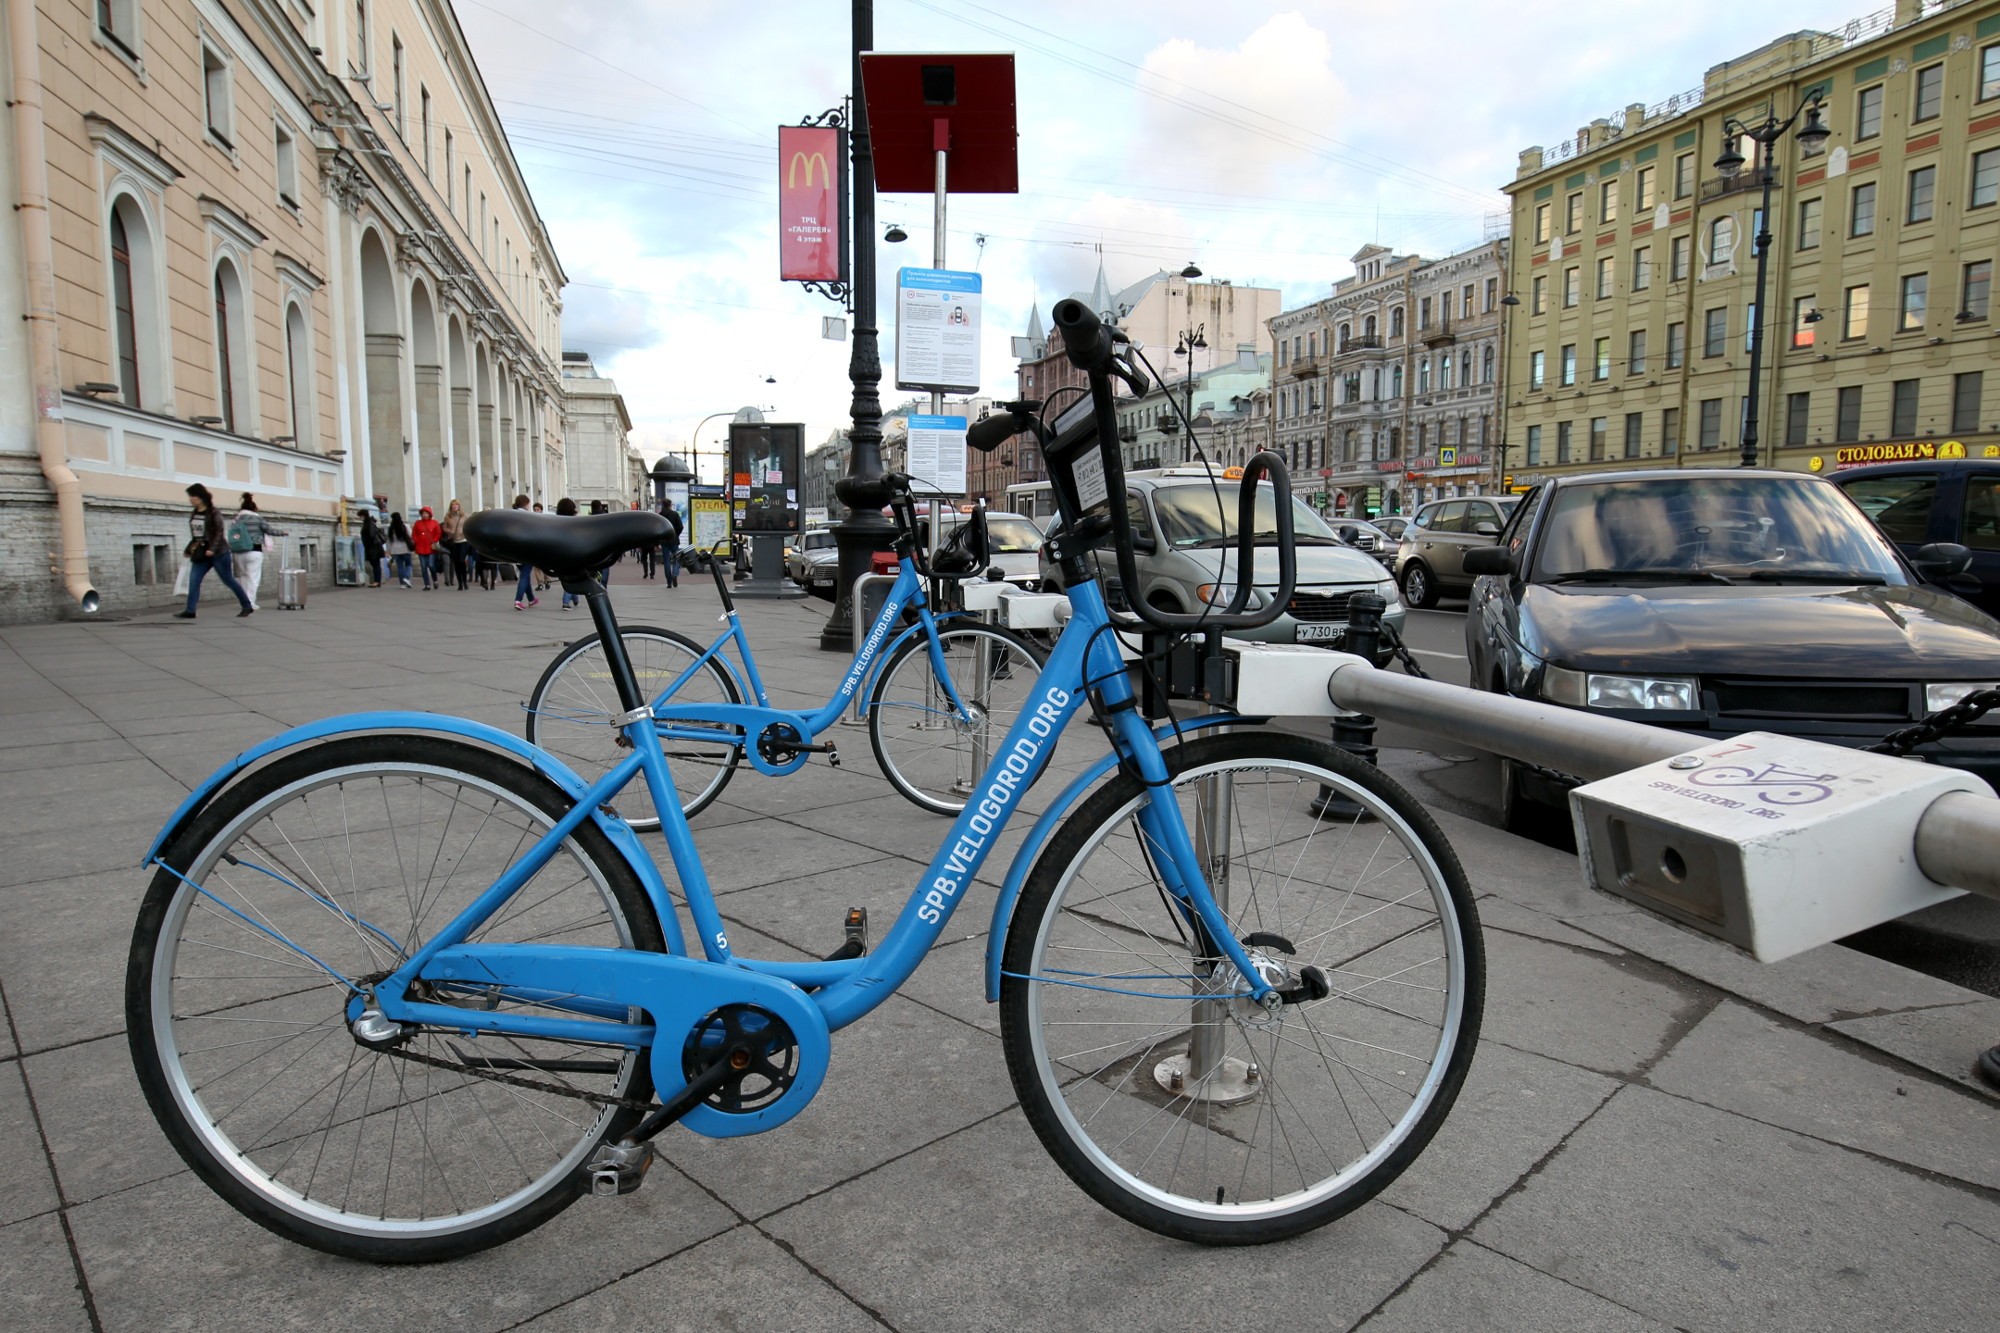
[1714,92,1830,469]
[1172,262,1206,465]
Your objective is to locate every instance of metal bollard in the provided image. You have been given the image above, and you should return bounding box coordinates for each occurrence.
[1311,592,1385,821]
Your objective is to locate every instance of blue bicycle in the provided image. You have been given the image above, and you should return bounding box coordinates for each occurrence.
[522,508,1044,827]
[126,301,1482,1261]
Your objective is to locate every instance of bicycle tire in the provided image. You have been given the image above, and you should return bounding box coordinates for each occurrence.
[126,735,666,1263]
[999,731,1482,1245]
[525,625,742,828]
[866,622,1047,815]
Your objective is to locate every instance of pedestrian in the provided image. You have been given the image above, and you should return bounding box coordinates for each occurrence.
[441,499,471,590]
[412,506,444,590]
[555,498,584,609]
[511,494,540,609]
[661,497,683,589]
[227,493,287,610]
[360,510,385,586]
[386,512,415,587]
[174,483,255,619]
[586,500,618,587]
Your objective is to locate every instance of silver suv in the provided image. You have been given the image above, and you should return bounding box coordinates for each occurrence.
[1395,495,1519,607]
[1040,467,1406,660]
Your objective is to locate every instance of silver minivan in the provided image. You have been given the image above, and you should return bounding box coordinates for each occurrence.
[1040,467,1406,659]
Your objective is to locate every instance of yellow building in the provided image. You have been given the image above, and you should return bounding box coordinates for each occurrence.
[0,1,563,620]
[1501,0,2000,492]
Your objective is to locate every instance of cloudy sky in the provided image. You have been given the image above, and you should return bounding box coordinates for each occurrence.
[455,0,1850,476]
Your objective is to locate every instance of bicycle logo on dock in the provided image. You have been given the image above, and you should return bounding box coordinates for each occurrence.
[1687,762,1839,806]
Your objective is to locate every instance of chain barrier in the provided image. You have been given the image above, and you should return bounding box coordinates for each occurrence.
[1864,687,2000,757]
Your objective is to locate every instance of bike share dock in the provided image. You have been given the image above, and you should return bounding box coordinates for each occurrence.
[0,581,1993,1332]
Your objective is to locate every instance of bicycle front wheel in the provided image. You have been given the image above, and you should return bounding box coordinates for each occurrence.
[999,732,1482,1245]
[866,622,1047,815]
[126,736,666,1263]
[526,626,741,828]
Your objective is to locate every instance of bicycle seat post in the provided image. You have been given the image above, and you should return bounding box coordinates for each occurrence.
[573,576,648,717]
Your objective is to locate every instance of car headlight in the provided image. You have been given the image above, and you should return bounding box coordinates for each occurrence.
[1926,682,2000,712]
[1376,580,1401,608]
[1539,668,1696,710]
[1196,583,1267,608]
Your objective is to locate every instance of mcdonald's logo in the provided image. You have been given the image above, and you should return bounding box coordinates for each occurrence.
[787,151,832,190]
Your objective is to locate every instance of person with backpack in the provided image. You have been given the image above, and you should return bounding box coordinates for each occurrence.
[359,511,385,587]
[411,506,444,590]
[385,512,414,587]
[175,483,255,619]
[660,498,684,588]
[227,493,288,611]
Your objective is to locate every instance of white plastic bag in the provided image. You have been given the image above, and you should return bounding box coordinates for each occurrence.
[173,560,190,597]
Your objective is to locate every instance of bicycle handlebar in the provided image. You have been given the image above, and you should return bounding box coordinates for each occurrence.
[1047,299,1295,634]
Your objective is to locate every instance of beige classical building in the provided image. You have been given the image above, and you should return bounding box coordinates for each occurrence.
[0,0,562,620]
[1272,239,1509,519]
[1502,0,2000,491]
[560,352,640,509]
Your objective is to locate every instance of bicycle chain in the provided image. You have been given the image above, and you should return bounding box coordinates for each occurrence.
[378,1038,656,1112]
[1864,687,2000,757]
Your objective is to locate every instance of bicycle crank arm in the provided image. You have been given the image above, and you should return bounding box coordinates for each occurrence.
[626,1041,752,1145]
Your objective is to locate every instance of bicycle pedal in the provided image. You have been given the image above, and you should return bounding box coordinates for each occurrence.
[586,1139,653,1197]
[826,746,841,768]
[843,905,868,949]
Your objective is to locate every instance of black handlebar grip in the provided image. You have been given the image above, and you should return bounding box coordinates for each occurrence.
[1051,299,1115,373]
[965,414,1020,454]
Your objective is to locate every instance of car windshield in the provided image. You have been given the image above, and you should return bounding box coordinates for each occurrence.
[1532,477,1909,584]
[1153,484,1338,548]
[982,518,1043,553]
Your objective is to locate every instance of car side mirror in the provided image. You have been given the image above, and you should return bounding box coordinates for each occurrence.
[1463,545,1515,577]
[1914,541,1973,580]
[1131,532,1156,554]
[1473,521,1501,537]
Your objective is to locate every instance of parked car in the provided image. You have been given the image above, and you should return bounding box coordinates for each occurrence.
[1330,518,1396,566]
[1395,495,1520,607]
[929,510,1045,589]
[1039,466,1405,661]
[785,527,838,588]
[1372,515,1411,544]
[1828,458,2000,618]
[1462,468,2000,829]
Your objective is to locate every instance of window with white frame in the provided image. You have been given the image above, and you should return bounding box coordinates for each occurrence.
[202,44,234,149]
[284,300,312,449]
[96,0,141,62]
[275,121,299,208]
[213,259,248,432]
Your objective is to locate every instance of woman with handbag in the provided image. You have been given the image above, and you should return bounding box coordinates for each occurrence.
[385,512,415,587]
[411,506,444,590]
[440,499,472,590]
[228,493,288,611]
[359,511,385,587]
[175,483,254,619]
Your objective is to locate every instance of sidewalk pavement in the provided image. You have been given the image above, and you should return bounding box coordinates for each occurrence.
[0,574,1994,1333]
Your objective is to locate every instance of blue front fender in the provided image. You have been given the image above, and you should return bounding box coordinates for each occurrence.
[982,713,1258,1002]
[142,711,685,954]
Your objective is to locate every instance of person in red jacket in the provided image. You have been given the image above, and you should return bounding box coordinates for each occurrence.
[411,506,444,590]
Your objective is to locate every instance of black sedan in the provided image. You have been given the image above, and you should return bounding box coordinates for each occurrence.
[1829,458,2000,619]
[1463,469,2000,828]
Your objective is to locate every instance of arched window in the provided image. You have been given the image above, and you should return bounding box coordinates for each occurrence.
[1709,215,1736,265]
[1390,306,1405,338]
[1337,321,1351,350]
[1343,429,1356,462]
[110,208,140,406]
[1418,358,1430,394]
[213,259,249,433]
[1364,314,1377,339]
[284,301,311,447]
[1482,345,1495,384]
[1390,364,1403,398]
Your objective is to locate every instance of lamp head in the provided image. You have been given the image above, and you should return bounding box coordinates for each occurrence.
[1714,135,1746,178]
[1796,102,1830,152]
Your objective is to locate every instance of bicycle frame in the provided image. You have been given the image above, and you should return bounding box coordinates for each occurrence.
[634,557,979,775]
[305,574,1275,1128]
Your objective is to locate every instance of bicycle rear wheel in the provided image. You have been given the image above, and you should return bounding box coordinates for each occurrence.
[526,626,741,828]
[999,732,1482,1245]
[866,622,1046,814]
[126,736,665,1263]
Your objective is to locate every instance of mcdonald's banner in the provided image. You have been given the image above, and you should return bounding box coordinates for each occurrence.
[778,126,847,284]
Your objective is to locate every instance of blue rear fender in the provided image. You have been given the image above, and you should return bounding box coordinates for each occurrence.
[142,710,684,953]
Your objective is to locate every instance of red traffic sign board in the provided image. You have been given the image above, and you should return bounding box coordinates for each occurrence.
[860,54,1018,194]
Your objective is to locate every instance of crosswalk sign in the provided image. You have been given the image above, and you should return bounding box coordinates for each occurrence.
[1439,445,1457,467]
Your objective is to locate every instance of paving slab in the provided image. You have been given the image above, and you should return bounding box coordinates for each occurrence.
[68,1165,736,1333]
[0,1064,61,1225]
[1473,1082,2000,1332]
[1362,1238,1676,1332]
[513,1225,880,1332]
[1382,1040,1620,1233]
[1578,907,1988,1026]
[0,870,148,1051]
[1830,997,2000,1099]
[1478,929,1711,1077]
[0,1215,93,1333]
[1472,894,1626,955]
[765,1111,1448,1333]
[22,1035,181,1207]
[1648,1000,2000,1188]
